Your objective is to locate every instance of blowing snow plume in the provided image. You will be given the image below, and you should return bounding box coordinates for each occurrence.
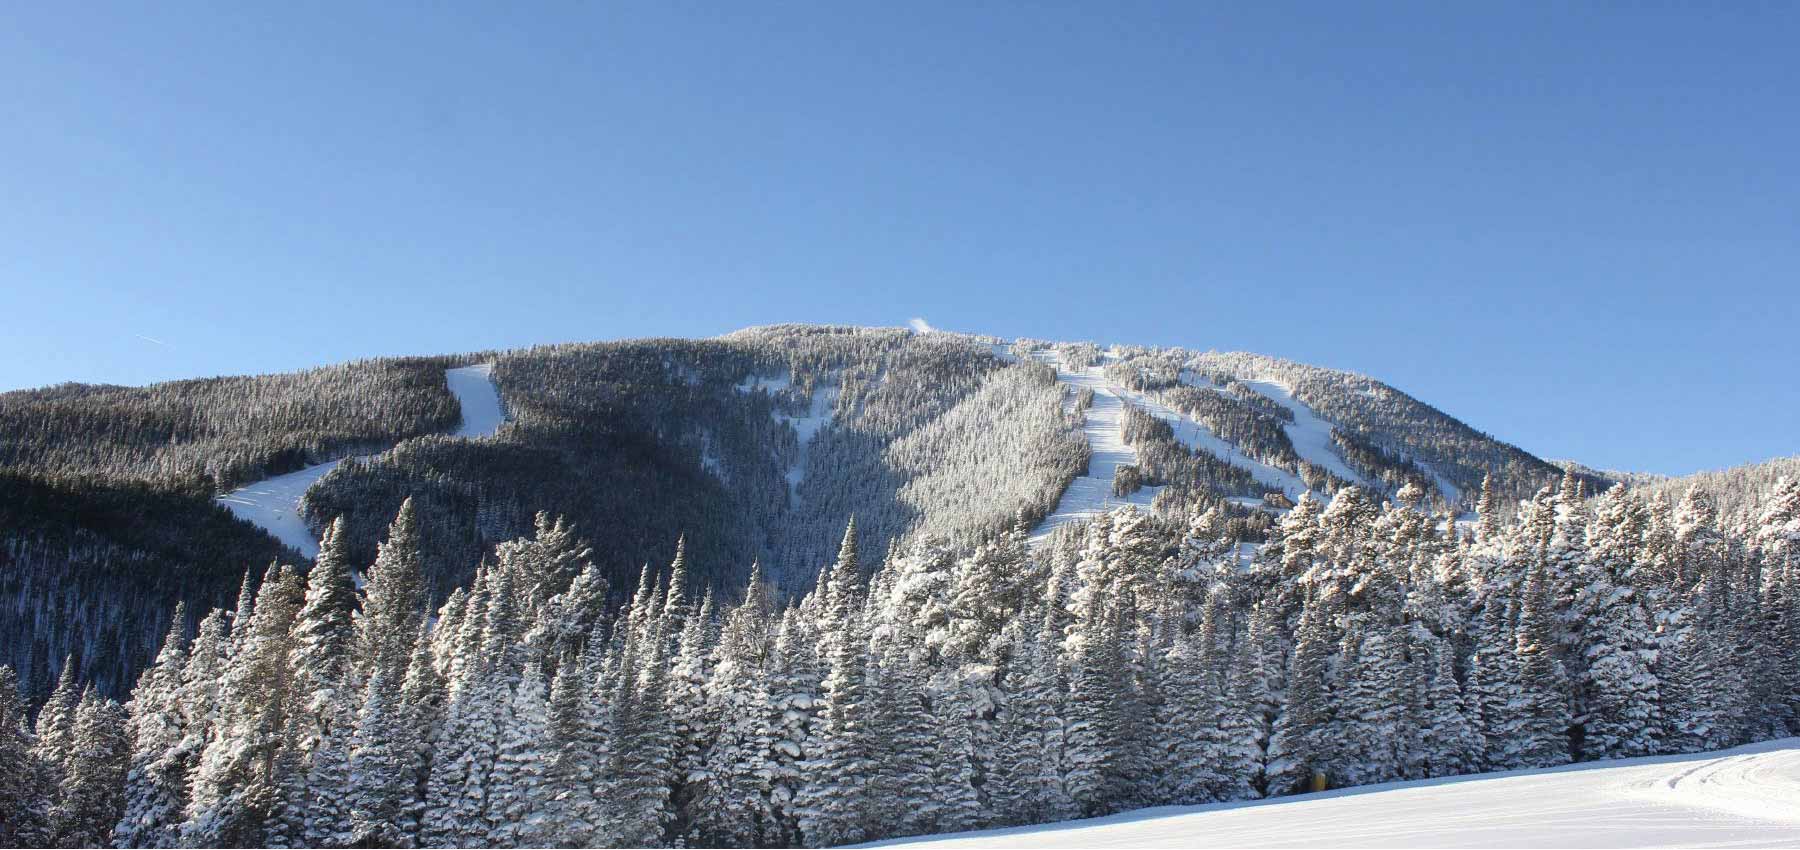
[908,317,935,334]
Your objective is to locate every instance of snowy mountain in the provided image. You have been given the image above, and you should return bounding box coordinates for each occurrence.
[5,324,1798,850]
[1,325,1586,698]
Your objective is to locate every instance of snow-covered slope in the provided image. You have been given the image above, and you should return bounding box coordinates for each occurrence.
[217,364,504,556]
[445,363,506,438]
[868,739,1800,849]
[1113,380,1307,498]
[1241,377,1369,488]
[1027,350,1158,542]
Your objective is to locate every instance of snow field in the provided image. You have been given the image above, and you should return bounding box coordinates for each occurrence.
[868,738,1800,849]
[217,364,505,556]
[1026,350,1159,543]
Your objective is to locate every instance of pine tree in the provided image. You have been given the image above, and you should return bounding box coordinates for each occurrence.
[33,657,81,791]
[184,565,304,847]
[795,522,875,847]
[357,498,429,686]
[53,691,130,848]
[1422,647,1480,777]
[1156,622,1223,804]
[115,606,191,849]
[1509,560,1572,768]
[278,519,358,848]
[1267,594,1334,794]
[487,662,550,846]
[533,649,605,848]
[1578,485,1663,759]
[0,665,52,846]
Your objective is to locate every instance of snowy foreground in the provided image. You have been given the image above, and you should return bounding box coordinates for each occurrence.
[217,364,503,555]
[865,738,1800,849]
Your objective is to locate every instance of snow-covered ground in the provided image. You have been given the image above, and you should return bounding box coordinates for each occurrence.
[1240,378,1368,489]
[868,738,1800,849]
[736,372,839,503]
[1027,350,1159,543]
[445,363,506,438]
[216,364,504,557]
[1111,381,1308,499]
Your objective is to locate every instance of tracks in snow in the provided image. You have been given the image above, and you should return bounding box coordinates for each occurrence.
[867,738,1800,849]
[1026,350,1157,543]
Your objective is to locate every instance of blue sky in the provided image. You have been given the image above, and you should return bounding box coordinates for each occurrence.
[2,3,1795,476]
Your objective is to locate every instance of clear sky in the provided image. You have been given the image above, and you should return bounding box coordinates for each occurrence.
[2,3,1795,476]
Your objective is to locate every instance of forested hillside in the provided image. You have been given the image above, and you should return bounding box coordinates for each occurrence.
[1,325,1610,709]
[4,468,1795,848]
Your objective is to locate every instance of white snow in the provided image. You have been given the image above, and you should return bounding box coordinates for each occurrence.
[1110,381,1308,499]
[217,364,505,557]
[736,372,837,503]
[446,363,506,439]
[216,458,356,558]
[1027,350,1159,543]
[1241,378,1369,489]
[867,738,1800,849]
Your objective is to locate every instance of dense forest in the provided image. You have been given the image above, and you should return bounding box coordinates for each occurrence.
[3,468,1795,848]
[1,325,1616,717]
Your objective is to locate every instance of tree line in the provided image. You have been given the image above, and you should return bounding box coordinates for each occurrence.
[3,467,1797,848]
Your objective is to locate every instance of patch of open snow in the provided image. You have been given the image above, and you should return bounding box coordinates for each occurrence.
[217,458,359,558]
[1026,350,1160,543]
[736,372,837,503]
[1240,378,1369,489]
[218,364,506,557]
[1110,381,1308,499]
[1424,462,1464,507]
[865,738,1800,849]
[446,364,505,438]
[777,383,838,500]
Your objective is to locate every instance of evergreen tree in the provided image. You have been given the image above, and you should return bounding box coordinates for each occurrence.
[1509,561,1572,768]
[1422,647,1480,777]
[114,606,191,849]
[183,566,304,848]
[54,691,130,848]
[0,665,52,846]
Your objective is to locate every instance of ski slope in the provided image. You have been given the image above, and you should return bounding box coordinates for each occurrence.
[217,364,505,557]
[868,738,1800,849]
[1112,382,1307,499]
[1027,350,1158,542]
[1240,378,1369,488]
[445,363,506,438]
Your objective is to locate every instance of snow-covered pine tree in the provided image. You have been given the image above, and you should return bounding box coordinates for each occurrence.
[114,605,191,849]
[276,518,358,848]
[183,565,304,847]
[1155,618,1223,804]
[1266,592,1335,794]
[52,690,129,848]
[795,521,876,847]
[357,498,430,686]
[1421,645,1480,777]
[0,665,52,846]
[1577,485,1662,759]
[345,664,410,848]
[1508,560,1572,768]
[33,657,81,794]
[486,662,550,846]
[692,564,777,847]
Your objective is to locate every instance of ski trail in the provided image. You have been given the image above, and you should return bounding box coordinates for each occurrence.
[865,738,1800,849]
[1240,378,1369,489]
[1027,350,1158,544]
[217,364,505,557]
